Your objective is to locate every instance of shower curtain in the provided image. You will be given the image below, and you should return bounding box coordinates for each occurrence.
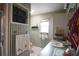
[68,8,79,50]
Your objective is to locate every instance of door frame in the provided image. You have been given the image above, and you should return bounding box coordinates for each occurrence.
[0,11,4,56]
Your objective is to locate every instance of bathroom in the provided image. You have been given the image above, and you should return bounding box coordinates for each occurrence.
[0,3,79,56]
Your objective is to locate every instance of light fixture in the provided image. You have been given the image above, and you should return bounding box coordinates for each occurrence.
[31,10,35,14]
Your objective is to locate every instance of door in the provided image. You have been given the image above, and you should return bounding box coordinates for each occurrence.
[0,17,1,56]
[0,4,5,56]
[0,16,3,56]
[0,13,5,56]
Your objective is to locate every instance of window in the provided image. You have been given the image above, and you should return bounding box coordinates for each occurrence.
[40,20,49,33]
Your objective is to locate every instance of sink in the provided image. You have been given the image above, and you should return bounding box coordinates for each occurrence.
[51,41,64,48]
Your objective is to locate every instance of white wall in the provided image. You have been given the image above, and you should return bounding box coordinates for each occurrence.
[30,12,69,47]
[31,13,53,40]
[31,14,53,47]
[53,13,68,36]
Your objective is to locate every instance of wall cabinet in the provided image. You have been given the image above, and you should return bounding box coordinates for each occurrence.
[13,4,28,24]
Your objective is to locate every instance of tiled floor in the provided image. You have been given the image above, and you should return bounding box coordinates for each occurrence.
[18,46,42,56]
[30,46,42,56]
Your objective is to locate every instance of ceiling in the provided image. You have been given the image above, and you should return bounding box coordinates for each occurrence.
[31,3,65,15]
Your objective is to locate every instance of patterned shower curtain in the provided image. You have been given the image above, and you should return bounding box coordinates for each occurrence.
[68,8,79,50]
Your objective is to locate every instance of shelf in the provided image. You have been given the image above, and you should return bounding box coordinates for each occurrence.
[32,26,38,29]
